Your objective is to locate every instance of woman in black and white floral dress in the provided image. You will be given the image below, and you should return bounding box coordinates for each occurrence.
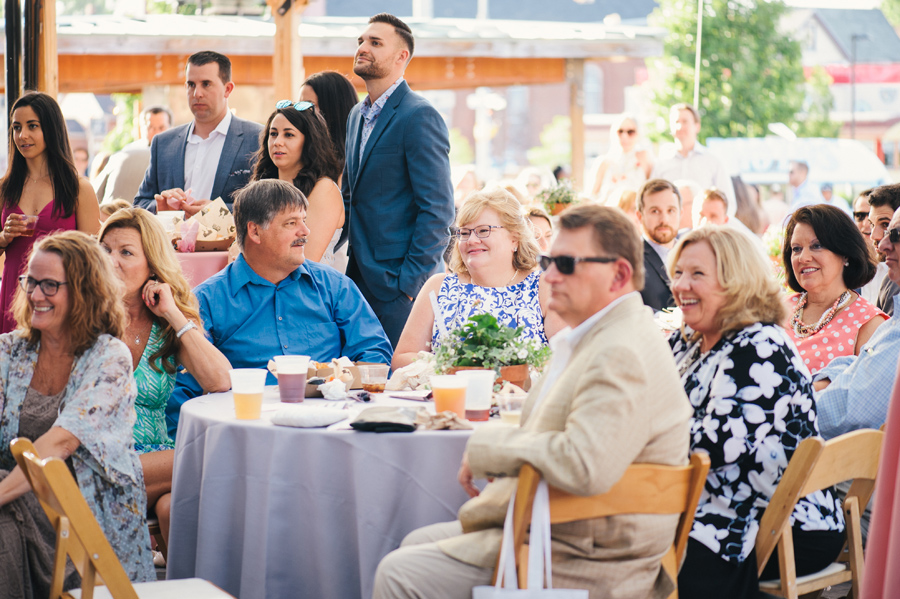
[668,226,845,599]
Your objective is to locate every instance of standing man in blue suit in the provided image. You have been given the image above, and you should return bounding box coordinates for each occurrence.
[342,13,455,346]
[133,51,262,215]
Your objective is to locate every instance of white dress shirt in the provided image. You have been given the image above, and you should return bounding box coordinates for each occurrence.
[184,110,232,202]
[652,142,736,216]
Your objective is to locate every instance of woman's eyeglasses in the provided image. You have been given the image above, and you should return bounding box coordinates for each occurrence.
[275,100,314,112]
[539,254,618,275]
[455,225,503,241]
[617,129,637,136]
[18,276,67,296]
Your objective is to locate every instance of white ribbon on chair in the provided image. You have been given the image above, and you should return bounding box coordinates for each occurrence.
[473,480,588,598]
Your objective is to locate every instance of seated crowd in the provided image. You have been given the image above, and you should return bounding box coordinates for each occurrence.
[1,14,898,599]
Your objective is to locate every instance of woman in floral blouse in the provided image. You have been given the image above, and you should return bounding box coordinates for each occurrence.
[0,231,154,596]
[668,226,844,599]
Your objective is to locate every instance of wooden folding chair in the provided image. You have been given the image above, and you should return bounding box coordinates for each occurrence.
[756,429,884,599]
[494,452,710,599]
[10,437,234,599]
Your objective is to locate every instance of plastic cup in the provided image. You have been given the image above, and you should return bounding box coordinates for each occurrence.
[273,355,310,403]
[229,368,267,419]
[430,375,468,418]
[20,215,38,237]
[499,393,528,426]
[457,370,495,421]
[358,364,389,394]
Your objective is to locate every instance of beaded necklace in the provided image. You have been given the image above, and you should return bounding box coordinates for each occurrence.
[790,290,852,338]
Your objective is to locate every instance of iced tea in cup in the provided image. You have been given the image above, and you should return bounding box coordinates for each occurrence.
[273,355,310,403]
[21,215,38,237]
[359,364,389,394]
[230,368,267,419]
[430,375,467,418]
[457,370,494,421]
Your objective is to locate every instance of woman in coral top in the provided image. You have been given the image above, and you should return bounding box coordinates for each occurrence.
[783,204,887,375]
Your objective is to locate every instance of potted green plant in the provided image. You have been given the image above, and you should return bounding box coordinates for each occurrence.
[434,313,551,388]
[536,182,578,216]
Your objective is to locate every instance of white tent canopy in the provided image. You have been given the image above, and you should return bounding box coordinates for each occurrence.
[705,137,891,186]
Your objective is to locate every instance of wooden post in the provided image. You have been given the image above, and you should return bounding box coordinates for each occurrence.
[23,0,58,96]
[5,0,22,115]
[567,58,585,194]
[269,0,309,101]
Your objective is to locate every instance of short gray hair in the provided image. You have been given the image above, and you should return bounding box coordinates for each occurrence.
[233,179,309,248]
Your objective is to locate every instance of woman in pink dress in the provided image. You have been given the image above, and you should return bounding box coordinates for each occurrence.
[783,204,886,375]
[0,92,100,333]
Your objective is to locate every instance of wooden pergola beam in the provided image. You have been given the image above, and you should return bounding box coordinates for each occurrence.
[17,54,566,95]
[268,0,308,101]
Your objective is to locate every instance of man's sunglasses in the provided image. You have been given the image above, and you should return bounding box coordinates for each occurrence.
[539,254,618,275]
[888,228,900,244]
[854,211,869,223]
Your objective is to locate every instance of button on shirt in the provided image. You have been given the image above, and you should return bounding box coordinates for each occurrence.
[165,255,393,436]
[814,295,900,439]
[184,110,232,202]
[358,77,404,160]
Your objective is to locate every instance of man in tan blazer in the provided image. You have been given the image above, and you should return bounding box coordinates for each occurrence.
[373,205,693,599]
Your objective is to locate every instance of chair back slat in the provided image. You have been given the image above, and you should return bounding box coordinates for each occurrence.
[10,438,139,599]
[799,430,883,496]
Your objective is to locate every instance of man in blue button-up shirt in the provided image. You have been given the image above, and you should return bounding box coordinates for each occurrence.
[166,179,393,436]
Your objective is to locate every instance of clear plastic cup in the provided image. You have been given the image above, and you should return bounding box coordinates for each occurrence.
[21,215,38,237]
[430,375,468,418]
[273,355,310,403]
[358,364,389,394]
[499,393,528,426]
[456,370,495,421]
[229,368,268,419]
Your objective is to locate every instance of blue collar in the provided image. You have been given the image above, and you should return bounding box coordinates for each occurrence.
[228,254,307,296]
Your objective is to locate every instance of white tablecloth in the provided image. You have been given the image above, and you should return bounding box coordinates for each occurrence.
[166,388,475,599]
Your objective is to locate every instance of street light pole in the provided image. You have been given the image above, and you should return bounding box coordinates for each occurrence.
[851,33,869,140]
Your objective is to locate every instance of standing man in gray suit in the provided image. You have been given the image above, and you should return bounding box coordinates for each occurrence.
[133,51,262,215]
[342,13,454,346]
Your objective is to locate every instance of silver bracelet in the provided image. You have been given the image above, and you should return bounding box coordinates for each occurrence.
[176,321,198,339]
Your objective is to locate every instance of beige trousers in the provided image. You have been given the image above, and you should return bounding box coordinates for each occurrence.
[372,521,494,599]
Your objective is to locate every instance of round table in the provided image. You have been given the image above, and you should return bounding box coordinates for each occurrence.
[167,388,476,599]
[175,252,229,288]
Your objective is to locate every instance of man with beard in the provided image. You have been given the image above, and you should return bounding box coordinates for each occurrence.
[867,184,900,316]
[341,13,454,347]
[165,180,392,437]
[637,179,682,311]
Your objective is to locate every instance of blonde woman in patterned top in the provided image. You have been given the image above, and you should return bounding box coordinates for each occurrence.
[0,231,154,593]
[99,207,231,549]
[783,204,886,375]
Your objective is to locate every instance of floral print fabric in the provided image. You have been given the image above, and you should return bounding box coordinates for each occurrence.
[670,323,844,563]
[133,321,176,453]
[431,271,548,349]
[0,332,155,581]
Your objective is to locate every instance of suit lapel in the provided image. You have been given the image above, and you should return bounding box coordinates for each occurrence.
[348,109,364,189]
[355,82,410,183]
[644,240,670,285]
[173,126,189,191]
[210,118,244,201]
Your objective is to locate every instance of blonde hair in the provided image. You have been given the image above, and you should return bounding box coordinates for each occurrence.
[667,226,784,342]
[99,199,133,217]
[99,207,203,373]
[12,231,127,355]
[448,188,539,276]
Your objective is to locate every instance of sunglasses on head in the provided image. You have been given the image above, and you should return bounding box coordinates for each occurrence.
[854,211,869,223]
[617,129,637,136]
[539,254,618,275]
[275,100,314,112]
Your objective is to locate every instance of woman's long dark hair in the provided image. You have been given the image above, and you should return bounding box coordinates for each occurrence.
[302,71,359,169]
[251,104,341,197]
[0,92,79,218]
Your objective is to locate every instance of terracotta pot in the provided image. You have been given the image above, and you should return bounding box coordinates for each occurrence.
[548,203,570,216]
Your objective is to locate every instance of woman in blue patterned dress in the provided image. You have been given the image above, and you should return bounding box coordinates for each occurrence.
[392,189,563,370]
[0,231,154,595]
[667,227,845,599]
[99,207,231,549]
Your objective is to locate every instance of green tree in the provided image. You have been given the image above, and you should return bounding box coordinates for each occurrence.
[101,93,140,154]
[648,0,805,142]
[795,66,841,138]
[448,128,475,165]
[883,0,900,27]
[527,116,571,170]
